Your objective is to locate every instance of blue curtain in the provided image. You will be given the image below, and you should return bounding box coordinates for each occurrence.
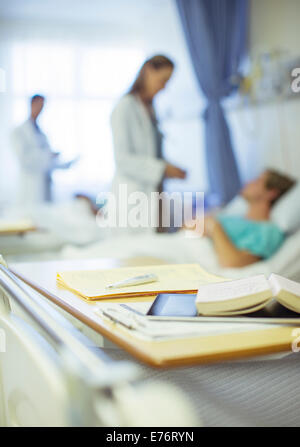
[176,0,248,204]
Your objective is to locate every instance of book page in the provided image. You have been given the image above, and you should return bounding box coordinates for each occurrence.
[57,263,226,299]
[269,273,300,313]
[196,275,271,304]
[269,273,300,297]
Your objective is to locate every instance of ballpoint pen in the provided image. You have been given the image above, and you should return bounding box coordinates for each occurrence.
[105,273,158,290]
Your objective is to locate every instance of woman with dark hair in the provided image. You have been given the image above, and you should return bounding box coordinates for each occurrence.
[110,55,186,233]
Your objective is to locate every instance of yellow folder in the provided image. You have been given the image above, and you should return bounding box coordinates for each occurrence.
[57,263,225,301]
[0,218,36,234]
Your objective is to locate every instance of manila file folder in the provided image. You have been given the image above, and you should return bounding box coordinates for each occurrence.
[0,218,36,234]
[56,263,225,301]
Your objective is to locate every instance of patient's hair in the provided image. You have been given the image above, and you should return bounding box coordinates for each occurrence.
[265,169,296,205]
[30,94,45,104]
[129,55,174,96]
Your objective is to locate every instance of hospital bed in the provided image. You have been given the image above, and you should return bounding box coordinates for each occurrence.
[0,198,107,260]
[2,255,300,427]
[57,225,300,281]
[3,181,300,280]
[0,258,195,427]
[55,181,300,281]
[104,348,300,427]
[1,183,300,426]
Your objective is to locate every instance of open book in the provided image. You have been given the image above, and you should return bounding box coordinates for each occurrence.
[57,263,225,301]
[196,274,300,316]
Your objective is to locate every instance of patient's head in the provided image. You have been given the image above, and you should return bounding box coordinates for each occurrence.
[242,169,295,206]
[30,94,45,120]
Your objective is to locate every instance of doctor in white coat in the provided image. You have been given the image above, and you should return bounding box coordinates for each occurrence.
[11,94,73,207]
[110,55,186,233]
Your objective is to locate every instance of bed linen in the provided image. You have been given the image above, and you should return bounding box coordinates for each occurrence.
[59,228,300,281]
[104,348,300,427]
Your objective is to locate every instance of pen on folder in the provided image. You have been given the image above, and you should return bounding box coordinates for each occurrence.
[105,273,158,290]
[102,308,138,329]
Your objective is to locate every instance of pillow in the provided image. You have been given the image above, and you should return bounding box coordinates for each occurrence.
[271,182,300,233]
[221,182,300,234]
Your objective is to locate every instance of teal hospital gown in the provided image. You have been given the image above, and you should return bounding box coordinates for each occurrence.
[217,215,285,259]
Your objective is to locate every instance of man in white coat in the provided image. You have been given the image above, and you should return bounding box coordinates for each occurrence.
[11,94,73,207]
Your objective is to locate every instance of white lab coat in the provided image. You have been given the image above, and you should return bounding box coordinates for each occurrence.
[110,94,166,233]
[11,119,55,207]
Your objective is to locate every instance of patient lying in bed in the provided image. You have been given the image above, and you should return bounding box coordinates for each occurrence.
[59,169,296,274]
[200,169,295,268]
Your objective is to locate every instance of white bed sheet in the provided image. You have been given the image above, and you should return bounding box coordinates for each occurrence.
[3,197,300,281]
[1,199,108,261]
[59,228,300,281]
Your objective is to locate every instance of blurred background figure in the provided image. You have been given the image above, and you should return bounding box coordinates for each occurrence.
[0,0,299,217]
[111,55,186,232]
[11,94,76,207]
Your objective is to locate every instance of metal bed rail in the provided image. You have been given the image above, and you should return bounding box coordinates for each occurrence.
[0,257,144,426]
[0,255,196,427]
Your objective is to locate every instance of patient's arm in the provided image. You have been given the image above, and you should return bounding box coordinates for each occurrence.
[206,217,260,268]
[74,194,101,216]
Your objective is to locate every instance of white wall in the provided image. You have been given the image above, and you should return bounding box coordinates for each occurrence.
[0,17,146,203]
[2,0,299,201]
[250,0,300,58]
[0,0,206,204]
[228,0,300,184]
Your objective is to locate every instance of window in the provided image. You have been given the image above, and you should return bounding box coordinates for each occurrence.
[10,41,145,199]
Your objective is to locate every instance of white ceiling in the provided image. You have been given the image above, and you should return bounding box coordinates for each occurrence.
[0,0,170,26]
